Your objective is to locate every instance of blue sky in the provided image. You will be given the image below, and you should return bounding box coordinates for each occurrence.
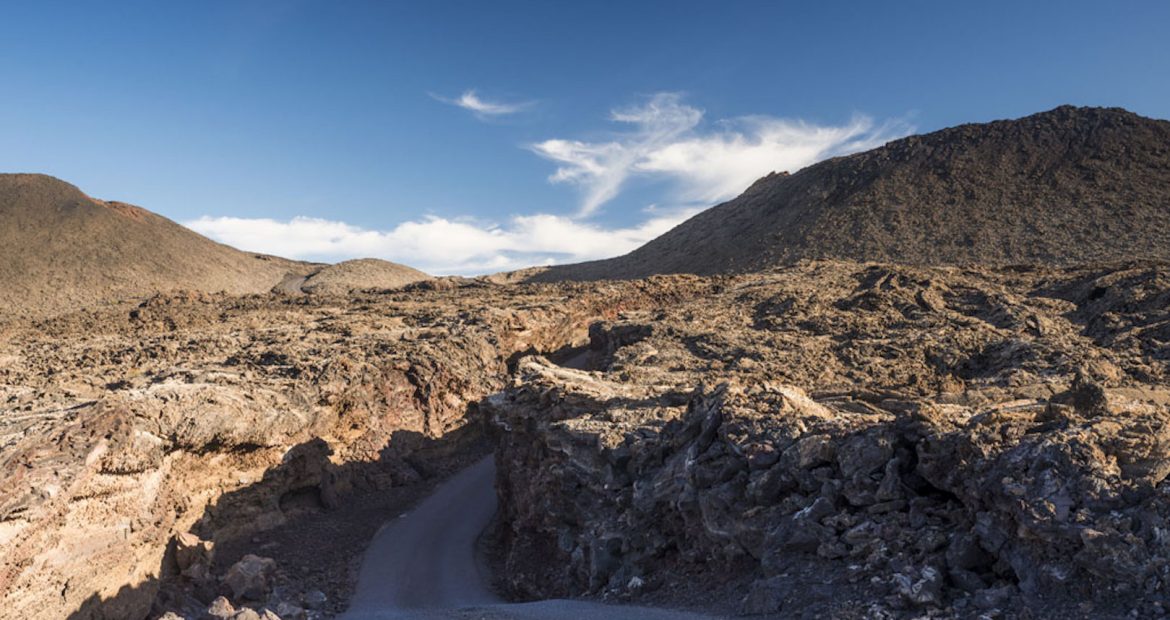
[2,1,1168,273]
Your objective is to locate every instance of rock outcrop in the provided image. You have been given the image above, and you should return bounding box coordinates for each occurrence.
[490,261,1170,618]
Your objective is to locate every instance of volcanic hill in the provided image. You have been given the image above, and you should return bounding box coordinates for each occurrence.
[0,175,431,317]
[0,173,319,317]
[531,105,1170,281]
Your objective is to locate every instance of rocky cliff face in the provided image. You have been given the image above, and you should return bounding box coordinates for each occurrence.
[490,261,1170,618]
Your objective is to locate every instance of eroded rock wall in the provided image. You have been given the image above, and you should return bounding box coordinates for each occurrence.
[490,262,1170,617]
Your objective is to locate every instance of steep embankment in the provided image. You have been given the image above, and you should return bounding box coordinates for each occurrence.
[0,174,312,317]
[531,106,1170,281]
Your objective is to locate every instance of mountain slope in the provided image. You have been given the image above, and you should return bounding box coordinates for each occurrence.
[0,174,313,316]
[531,106,1170,281]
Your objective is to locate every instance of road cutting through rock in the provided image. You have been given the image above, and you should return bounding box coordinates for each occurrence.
[342,457,720,620]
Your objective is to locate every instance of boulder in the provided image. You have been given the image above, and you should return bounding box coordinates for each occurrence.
[301,589,327,611]
[174,532,215,581]
[223,555,278,601]
[274,601,306,620]
[740,576,791,615]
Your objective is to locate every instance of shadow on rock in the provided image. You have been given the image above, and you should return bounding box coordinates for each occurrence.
[67,419,492,620]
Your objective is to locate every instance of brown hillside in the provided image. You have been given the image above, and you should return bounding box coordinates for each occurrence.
[531,106,1170,281]
[0,174,313,317]
[297,258,430,294]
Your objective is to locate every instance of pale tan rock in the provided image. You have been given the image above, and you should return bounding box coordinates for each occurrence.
[174,532,214,575]
[207,596,236,619]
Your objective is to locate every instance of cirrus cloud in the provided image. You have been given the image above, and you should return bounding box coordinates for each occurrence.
[431,89,534,119]
[531,92,911,216]
[188,92,911,276]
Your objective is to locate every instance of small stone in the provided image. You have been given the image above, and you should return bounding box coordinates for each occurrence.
[736,356,759,371]
[274,601,306,620]
[866,499,907,514]
[973,585,1015,610]
[817,540,849,559]
[894,566,943,607]
[746,443,780,470]
[741,576,791,615]
[223,555,278,601]
[785,434,835,469]
[795,496,835,522]
[207,596,236,619]
[842,521,878,546]
[174,532,213,568]
[301,589,327,611]
[230,609,261,620]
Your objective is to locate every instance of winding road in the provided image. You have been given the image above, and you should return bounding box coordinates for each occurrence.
[341,457,718,620]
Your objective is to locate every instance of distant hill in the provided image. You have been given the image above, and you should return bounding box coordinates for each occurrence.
[0,174,313,317]
[275,258,430,295]
[530,106,1170,281]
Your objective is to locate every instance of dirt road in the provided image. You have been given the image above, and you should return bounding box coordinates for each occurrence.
[341,458,719,619]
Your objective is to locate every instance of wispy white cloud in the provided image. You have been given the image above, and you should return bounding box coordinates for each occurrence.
[185,207,697,276]
[530,92,912,216]
[188,92,910,276]
[431,89,533,118]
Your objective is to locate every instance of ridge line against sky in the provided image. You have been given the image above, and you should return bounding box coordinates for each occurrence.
[187,93,912,274]
[5,1,1167,276]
